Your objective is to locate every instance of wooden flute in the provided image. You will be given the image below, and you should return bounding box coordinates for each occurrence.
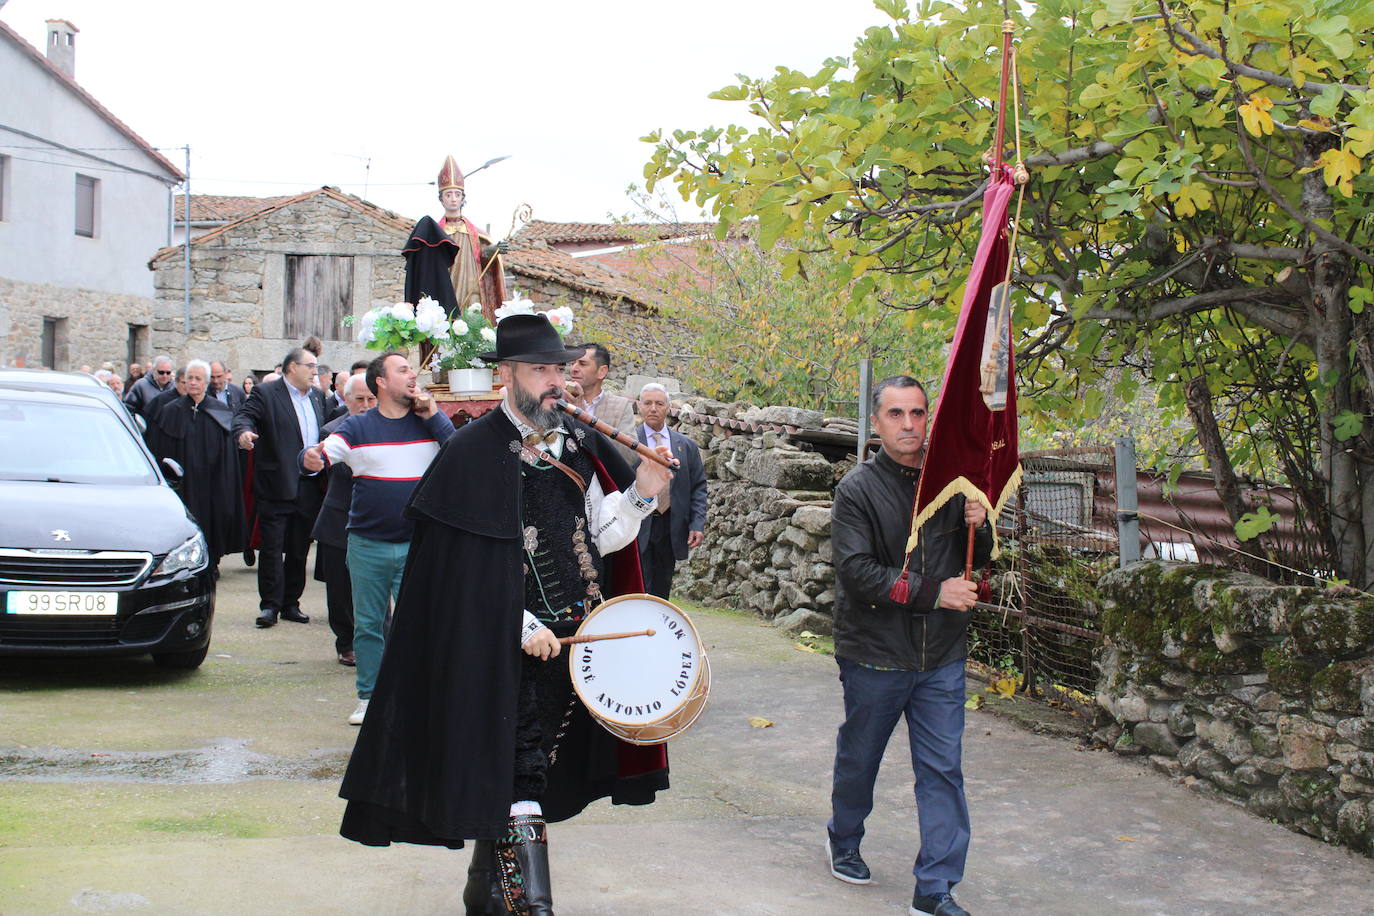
[554,398,680,469]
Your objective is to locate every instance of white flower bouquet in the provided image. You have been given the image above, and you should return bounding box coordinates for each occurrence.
[350,298,451,352]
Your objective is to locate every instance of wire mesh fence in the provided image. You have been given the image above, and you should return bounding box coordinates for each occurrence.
[970,449,1117,708]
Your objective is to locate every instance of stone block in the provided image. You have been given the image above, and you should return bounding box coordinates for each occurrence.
[791,505,832,534]
[1337,798,1374,855]
[1278,715,1334,770]
[1134,722,1180,756]
[1113,732,1144,756]
[815,538,832,564]
[1197,717,1252,765]
[1117,693,1149,723]
[735,448,833,490]
[1167,703,1196,737]
[814,589,835,609]
[1338,774,1374,796]
[774,608,832,637]
[1234,763,1270,786]
[778,526,819,552]
[1146,700,1172,724]
[1289,598,1374,657]
[1245,787,1287,820]
[749,405,824,428]
[1249,725,1280,757]
[753,518,788,543]
[777,581,812,612]
[1335,717,1374,750]
[1194,749,1231,780]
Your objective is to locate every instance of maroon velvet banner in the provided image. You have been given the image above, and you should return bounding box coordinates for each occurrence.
[906,165,1022,555]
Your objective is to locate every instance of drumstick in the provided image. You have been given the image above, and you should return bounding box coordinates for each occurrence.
[558,628,655,646]
[554,399,681,470]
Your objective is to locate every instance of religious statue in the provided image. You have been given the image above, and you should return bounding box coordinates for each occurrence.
[402,155,508,322]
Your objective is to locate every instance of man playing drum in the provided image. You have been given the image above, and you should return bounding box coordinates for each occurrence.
[339,313,674,916]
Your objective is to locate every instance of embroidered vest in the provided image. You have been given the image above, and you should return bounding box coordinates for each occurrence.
[519,432,605,623]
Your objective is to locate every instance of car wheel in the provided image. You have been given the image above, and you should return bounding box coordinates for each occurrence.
[152,645,209,670]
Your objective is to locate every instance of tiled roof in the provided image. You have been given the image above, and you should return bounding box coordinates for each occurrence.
[504,240,656,310]
[514,220,720,245]
[0,19,183,181]
[149,187,414,264]
[173,194,295,223]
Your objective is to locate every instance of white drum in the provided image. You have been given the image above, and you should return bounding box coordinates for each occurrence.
[567,594,711,745]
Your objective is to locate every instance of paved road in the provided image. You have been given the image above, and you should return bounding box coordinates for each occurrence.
[3,559,1373,915]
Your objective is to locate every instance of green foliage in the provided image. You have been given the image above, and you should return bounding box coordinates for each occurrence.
[647,0,1374,584]
[622,223,946,410]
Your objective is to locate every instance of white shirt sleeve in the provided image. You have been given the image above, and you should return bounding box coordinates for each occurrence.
[588,477,654,555]
[320,430,352,468]
[520,610,545,646]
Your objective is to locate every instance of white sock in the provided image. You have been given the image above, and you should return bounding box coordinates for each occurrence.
[509,800,541,817]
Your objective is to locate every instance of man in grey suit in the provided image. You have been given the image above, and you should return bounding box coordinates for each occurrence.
[634,383,708,599]
[568,343,638,454]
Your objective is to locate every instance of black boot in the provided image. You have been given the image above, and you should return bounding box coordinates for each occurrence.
[493,815,554,915]
[463,839,499,915]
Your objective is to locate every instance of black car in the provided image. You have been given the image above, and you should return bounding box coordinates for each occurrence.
[0,380,215,668]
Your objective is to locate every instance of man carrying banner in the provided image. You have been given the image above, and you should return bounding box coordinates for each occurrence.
[826,375,991,916]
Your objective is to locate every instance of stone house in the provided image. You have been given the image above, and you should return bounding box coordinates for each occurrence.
[0,17,184,371]
[148,191,690,382]
[148,187,412,375]
[172,194,293,245]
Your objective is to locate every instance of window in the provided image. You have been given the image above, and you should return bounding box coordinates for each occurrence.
[0,155,8,220]
[126,324,148,369]
[285,255,354,340]
[75,174,97,237]
[41,317,69,370]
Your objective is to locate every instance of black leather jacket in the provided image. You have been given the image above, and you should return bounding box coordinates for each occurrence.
[831,449,993,671]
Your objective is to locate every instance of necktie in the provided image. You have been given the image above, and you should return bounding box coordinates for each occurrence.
[654,431,672,514]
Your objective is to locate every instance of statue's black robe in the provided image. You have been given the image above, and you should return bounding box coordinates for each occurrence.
[146,395,245,563]
[339,409,669,847]
[402,215,460,314]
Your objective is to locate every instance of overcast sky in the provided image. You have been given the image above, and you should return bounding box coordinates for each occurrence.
[7,0,891,232]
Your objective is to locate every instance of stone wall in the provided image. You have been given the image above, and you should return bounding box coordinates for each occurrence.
[1094,561,1374,854]
[663,399,855,635]
[0,275,154,372]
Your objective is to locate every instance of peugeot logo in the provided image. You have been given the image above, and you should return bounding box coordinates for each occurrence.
[51,530,71,542]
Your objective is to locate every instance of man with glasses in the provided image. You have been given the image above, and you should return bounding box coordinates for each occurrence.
[123,354,176,418]
[232,348,329,628]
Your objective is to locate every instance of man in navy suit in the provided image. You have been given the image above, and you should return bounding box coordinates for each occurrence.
[210,361,246,412]
[634,384,708,599]
[232,347,329,628]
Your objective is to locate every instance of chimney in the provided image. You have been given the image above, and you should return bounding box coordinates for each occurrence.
[44,19,78,78]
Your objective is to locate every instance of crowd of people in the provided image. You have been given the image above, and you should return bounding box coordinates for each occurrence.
[71,316,987,916]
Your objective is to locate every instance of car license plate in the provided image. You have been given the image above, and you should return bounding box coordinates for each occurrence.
[5,591,118,616]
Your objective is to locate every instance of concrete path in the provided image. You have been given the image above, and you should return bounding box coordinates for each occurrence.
[3,560,1373,915]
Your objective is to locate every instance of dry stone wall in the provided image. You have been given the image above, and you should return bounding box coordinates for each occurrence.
[666,398,852,636]
[1094,561,1374,854]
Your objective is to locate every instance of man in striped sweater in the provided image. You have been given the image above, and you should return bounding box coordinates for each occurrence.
[303,351,454,726]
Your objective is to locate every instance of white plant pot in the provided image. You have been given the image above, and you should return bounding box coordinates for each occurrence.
[448,368,493,396]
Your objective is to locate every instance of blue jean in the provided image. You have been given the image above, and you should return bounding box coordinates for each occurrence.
[828,657,970,896]
[346,533,408,700]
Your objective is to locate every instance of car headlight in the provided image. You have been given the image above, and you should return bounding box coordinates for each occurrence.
[154,533,208,576]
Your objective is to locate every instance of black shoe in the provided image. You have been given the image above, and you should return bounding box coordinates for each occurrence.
[826,838,871,885]
[462,839,498,915]
[280,607,310,624]
[911,891,970,916]
[494,815,553,915]
[255,609,277,628]
[243,547,255,566]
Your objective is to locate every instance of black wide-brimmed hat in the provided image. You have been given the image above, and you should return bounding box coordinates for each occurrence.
[478,313,587,364]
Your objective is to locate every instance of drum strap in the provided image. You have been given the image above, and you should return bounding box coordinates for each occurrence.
[521,445,587,493]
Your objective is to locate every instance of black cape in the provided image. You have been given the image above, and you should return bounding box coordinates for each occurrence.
[402,215,460,314]
[339,409,669,847]
[146,396,245,562]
